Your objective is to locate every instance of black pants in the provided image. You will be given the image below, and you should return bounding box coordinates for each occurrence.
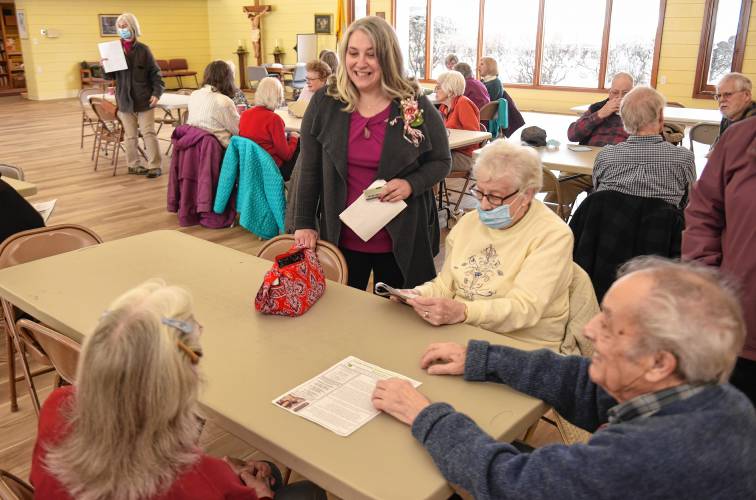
[340,248,404,291]
[279,141,300,182]
[730,356,756,407]
[267,462,327,500]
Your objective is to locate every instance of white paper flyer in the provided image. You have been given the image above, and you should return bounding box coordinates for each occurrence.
[273,356,421,437]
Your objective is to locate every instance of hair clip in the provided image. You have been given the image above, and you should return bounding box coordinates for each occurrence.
[176,340,202,365]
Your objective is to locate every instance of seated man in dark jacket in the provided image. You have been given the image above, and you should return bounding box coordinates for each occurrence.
[711,72,755,151]
[547,72,635,210]
[373,257,756,500]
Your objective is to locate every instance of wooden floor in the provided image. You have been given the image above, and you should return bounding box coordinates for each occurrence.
[0,95,559,492]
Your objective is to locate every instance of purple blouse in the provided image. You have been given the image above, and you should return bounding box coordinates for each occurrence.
[339,104,393,253]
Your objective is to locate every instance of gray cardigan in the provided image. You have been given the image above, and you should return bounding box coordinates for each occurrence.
[412,341,756,499]
[293,88,451,287]
[104,41,164,114]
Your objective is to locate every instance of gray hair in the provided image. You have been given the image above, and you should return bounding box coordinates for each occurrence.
[45,280,204,500]
[436,71,465,98]
[473,139,543,192]
[611,71,635,87]
[717,72,752,92]
[254,77,284,110]
[618,257,745,384]
[116,13,142,38]
[453,62,473,79]
[620,86,666,134]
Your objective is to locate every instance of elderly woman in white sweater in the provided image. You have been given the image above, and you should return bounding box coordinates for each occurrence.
[400,140,574,351]
[186,60,240,147]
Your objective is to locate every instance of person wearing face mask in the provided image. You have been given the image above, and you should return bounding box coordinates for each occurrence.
[293,16,450,291]
[372,257,756,499]
[399,140,573,351]
[101,13,164,178]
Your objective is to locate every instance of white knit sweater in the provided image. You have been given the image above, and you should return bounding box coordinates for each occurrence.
[187,85,240,146]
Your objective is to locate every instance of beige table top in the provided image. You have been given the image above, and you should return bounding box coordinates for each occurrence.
[570,104,721,126]
[4,177,37,197]
[90,92,190,110]
[448,128,492,149]
[275,108,302,132]
[0,230,547,500]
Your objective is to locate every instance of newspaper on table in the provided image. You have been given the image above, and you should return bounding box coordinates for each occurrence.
[273,356,421,437]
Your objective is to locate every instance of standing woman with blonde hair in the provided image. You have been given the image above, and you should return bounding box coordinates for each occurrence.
[293,16,451,291]
[30,280,326,500]
[102,13,165,178]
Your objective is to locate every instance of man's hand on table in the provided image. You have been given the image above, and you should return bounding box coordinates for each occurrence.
[372,378,431,426]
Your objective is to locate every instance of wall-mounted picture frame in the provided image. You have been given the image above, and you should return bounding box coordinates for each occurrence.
[99,14,119,37]
[16,9,28,39]
[314,14,332,35]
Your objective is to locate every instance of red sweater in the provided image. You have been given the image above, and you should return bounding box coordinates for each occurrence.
[239,106,298,166]
[31,386,262,500]
[440,95,481,156]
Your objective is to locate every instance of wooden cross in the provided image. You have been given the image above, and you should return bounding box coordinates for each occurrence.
[243,1,272,66]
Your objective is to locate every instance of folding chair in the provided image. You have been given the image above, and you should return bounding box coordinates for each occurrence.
[688,122,719,152]
[0,224,102,414]
[256,235,348,285]
[170,59,199,89]
[437,124,489,228]
[0,164,24,181]
[0,468,34,500]
[541,167,572,222]
[78,88,102,150]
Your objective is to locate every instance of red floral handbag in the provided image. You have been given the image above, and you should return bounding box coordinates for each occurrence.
[254,246,326,316]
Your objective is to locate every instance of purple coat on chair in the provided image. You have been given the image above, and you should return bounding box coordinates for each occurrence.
[464,77,490,110]
[168,125,235,228]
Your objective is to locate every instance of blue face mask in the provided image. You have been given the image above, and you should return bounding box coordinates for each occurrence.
[476,199,517,229]
[118,28,133,40]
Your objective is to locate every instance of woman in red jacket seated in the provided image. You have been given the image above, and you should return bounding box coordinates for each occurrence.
[239,77,299,181]
[31,280,326,500]
[436,70,481,172]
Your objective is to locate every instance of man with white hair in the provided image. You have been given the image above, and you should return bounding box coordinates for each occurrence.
[372,257,756,499]
[591,86,695,208]
[547,72,635,209]
[715,72,755,137]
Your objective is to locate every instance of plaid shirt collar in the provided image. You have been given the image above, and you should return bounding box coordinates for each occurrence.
[626,134,664,145]
[607,384,710,425]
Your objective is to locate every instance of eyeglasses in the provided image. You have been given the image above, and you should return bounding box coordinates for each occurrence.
[305,76,323,82]
[713,90,744,101]
[470,185,519,206]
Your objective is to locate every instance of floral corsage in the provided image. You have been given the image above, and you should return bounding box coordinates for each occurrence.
[389,97,425,147]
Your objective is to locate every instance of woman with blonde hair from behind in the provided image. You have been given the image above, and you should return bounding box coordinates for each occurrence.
[31,280,325,500]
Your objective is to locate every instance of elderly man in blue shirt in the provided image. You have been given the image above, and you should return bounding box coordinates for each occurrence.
[372,257,756,500]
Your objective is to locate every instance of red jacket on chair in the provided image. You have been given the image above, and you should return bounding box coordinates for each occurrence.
[168,125,236,228]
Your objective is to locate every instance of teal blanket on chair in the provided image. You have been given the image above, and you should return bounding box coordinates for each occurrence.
[214,136,285,239]
[488,98,509,139]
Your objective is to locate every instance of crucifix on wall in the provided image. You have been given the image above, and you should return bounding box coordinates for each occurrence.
[243,2,272,66]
